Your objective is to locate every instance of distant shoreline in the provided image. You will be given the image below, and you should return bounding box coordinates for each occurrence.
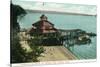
[26,9,97,16]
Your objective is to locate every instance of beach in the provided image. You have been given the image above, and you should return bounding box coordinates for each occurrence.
[38,46,77,61]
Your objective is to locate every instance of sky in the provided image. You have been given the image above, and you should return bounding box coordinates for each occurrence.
[12,0,97,15]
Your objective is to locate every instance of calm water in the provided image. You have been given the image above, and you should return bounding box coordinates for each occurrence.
[18,10,97,59]
[68,37,96,59]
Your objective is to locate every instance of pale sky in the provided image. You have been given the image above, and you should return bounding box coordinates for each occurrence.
[12,0,97,15]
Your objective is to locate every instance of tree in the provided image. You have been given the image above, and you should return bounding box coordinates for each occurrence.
[27,39,45,62]
[10,3,26,33]
[10,3,27,63]
[11,3,44,63]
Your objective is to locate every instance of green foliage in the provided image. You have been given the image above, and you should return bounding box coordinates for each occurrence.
[10,3,26,32]
[11,35,27,63]
[11,35,45,63]
[27,39,45,62]
[11,3,44,63]
[10,3,27,63]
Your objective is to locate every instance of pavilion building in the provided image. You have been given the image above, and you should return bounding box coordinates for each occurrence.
[29,14,58,37]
